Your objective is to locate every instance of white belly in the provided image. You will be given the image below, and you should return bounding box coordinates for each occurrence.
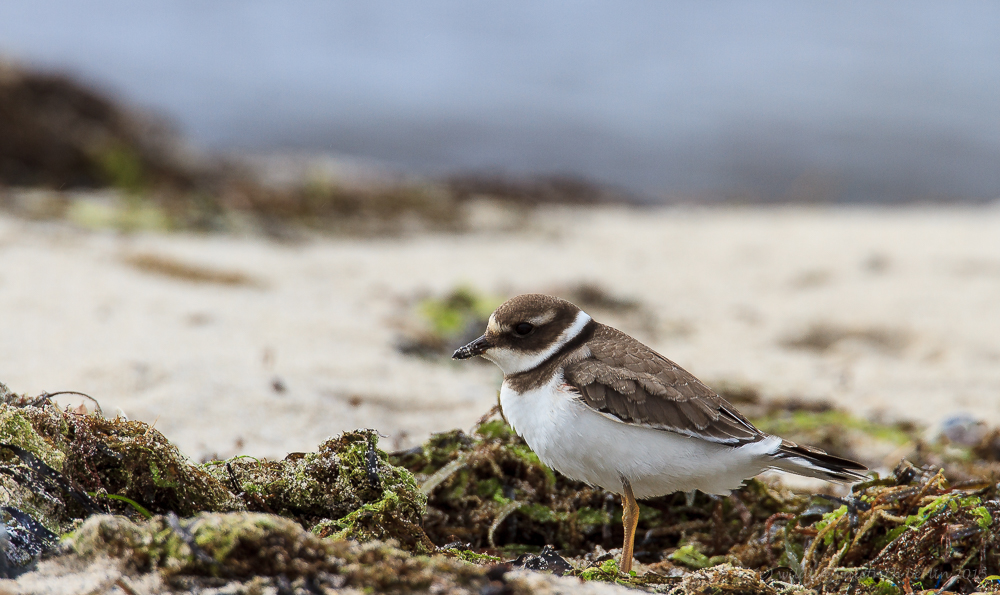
[499,375,779,499]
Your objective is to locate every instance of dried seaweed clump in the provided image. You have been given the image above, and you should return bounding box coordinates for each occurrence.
[729,461,998,594]
[0,393,239,577]
[1,394,427,555]
[0,61,191,190]
[210,429,430,551]
[245,179,465,235]
[67,512,517,593]
[666,564,775,595]
[2,401,241,529]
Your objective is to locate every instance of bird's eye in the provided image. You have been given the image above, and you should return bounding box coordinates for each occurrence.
[513,322,534,336]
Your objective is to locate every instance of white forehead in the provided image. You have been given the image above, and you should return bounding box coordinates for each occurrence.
[487,312,501,334]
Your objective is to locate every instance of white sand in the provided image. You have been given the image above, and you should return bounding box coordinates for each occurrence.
[1,205,999,461]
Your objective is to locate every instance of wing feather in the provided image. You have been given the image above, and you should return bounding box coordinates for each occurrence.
[564,324,763,445]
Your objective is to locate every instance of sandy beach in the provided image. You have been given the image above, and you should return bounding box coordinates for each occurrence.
[2,204,999,462]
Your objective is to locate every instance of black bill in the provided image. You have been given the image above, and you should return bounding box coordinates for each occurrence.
[452,334,491,359]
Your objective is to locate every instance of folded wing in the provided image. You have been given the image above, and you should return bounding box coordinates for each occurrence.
[563,324,868,481]
[563,325,764,446]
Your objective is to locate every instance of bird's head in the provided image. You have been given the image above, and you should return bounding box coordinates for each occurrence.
[452,293,591,375]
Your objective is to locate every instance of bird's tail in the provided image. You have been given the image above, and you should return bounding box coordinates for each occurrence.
[769,439,868,483]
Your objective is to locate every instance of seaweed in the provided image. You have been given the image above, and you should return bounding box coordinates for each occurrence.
[0,506,59,578]
[66,512,511,593]
[0,400,426,551]
[7,378,1000,593]
[0,442,101,514]
[211,429,429,550]
[9,403,242,524]
[752,462,1000,593]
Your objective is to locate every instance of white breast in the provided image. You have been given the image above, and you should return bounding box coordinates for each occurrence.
[499,374,781,498]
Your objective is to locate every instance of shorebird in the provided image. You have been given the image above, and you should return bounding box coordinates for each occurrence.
[453,294,867,573]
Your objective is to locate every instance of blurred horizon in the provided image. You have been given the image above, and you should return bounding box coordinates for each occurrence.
[2,1,998,203]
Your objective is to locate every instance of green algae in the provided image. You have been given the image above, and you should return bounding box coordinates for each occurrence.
[814,505,849,546]
[971,505,992,530]
[475,418,515,440]
[441,547,504,565]
[16,404,242,522]
[669,544,713,570]
[66,512,505,592]
[0,407,66,471]
[211,429,429,550]
[0,409,73,534]
[92,492,153,519]
[316,489,432,551]
[577,558,624,582]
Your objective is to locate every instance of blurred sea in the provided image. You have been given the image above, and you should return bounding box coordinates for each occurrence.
[1,1,998,202]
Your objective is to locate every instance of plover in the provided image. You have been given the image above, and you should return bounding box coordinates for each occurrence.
[453,294,867,573]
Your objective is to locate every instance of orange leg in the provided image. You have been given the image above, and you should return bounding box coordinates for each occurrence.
[620,479,640,574]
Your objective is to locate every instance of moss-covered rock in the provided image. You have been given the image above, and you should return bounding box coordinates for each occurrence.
[209,429,430,550]
[1,401,426,552]
[3,402,242,527]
